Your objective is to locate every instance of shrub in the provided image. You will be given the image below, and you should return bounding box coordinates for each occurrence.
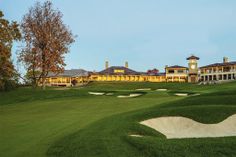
[0,79,18,91]
[71,79,78,86]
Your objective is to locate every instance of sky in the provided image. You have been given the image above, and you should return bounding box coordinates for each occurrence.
[1,0,236,72]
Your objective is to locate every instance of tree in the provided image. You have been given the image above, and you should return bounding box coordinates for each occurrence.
[147,68,159,75]
[19,1,75,89]
[0,10,21,91]
[24,69,41,87]
[71,79,78,86]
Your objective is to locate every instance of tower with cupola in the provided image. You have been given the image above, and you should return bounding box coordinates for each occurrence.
[187,55,200,83]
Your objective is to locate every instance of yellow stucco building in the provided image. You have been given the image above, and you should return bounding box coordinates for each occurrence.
[39,69,90,87]
[90,62,166,83]
[165,65,188,82]
[39,55,236,87]
[200,57,236,82]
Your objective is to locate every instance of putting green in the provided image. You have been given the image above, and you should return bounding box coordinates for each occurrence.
[0,82,236,157]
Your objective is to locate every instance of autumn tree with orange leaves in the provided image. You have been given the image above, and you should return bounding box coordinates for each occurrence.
[19,1,75,89]
[0,10,21,91]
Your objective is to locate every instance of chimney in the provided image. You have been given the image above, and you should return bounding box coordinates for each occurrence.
[125,61,128,68]
[105,61,109,69]
[223,57,229,63]
[165,65,168,72]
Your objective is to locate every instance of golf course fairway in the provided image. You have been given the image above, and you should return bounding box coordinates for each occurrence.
[1,82,236,157]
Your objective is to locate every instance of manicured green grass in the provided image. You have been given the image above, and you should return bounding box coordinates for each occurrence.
[0,81,236,157]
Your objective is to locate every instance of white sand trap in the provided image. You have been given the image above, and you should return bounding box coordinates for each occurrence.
[140,114,236,139]
[156,89,168,91]
[117,93,142,98]
[129,134,143,137]
[175,93,188,96]
[106,93,114,96]
[88,92,105,95]
[136,88,151,91]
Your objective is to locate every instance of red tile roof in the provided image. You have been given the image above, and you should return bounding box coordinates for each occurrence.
[99,66,141,75]
[200,61,236,68]
[166,65,188,69]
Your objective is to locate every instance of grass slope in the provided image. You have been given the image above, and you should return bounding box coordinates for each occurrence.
[0,82,236,157]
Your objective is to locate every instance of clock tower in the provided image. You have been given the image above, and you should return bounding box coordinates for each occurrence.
[187,55,200,83]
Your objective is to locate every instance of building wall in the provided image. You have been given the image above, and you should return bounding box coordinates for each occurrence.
[39,63,236,86]
[90,74,166,82]
[166,74,188,82]
[38,76,89,87]
[200,65,236,82]
[40,73,189,87]
[165,68,188,82]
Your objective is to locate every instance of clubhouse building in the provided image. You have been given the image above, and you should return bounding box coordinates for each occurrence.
[199,57,236,82]
[39,55,236,87]
[43,69,90,87]
[90,62,166,83]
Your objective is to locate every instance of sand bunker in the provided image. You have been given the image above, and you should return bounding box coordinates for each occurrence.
[175,93,188,96]
[129,134,143,137]
[156,89,167,91]
[88,92,105,95]
[140,114,236,139]
[117,93,142,98]
[136,88,151,91]
[175,93,200,97]
[106,93,114,96]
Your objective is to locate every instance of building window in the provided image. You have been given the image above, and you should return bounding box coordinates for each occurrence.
[66,78,70,83]
[218,75,222,80]
[177,70,184,73]
[201,76,204,81]
[219,75,222,80]
[114,69,125,73]
[223,74,227,80]
[209,75,212,81]
[168,70,175,73]
[223,67,230,72]
[46,79,50,83]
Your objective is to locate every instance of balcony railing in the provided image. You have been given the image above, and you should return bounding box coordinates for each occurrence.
[201,69,236,74]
